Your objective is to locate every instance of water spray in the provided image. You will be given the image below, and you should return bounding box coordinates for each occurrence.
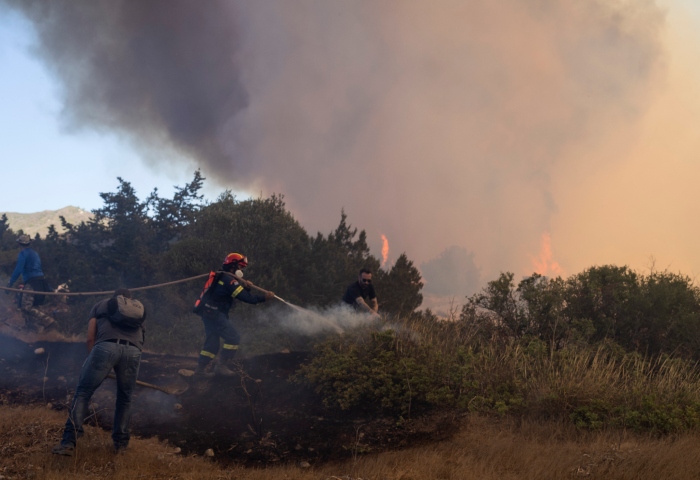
[229,273,344,334]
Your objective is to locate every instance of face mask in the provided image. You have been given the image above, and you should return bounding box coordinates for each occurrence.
[235,270,244,278]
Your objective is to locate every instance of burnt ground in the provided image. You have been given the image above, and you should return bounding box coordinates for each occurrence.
[0,333,459,466]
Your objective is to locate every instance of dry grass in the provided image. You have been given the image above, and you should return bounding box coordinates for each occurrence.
[3,405,700,479]
[382,315,700,428]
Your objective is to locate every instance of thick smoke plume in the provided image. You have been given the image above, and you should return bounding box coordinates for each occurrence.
[3,0,666,283]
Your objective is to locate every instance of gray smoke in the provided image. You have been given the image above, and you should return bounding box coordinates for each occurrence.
[2,0,247,165]
[3,0,666,278]
[421,246,481,297]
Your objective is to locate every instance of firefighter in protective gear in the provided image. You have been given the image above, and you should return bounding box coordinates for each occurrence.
[194,253,274,378]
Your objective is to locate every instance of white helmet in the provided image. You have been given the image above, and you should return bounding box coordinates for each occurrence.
[17,234,31,246]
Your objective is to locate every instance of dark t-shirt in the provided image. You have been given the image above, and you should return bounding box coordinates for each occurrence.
[342,281,376,306]
[89,298,145,350]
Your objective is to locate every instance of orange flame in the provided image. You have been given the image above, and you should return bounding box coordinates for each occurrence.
[532,232,563,277]
[381,234,389,266]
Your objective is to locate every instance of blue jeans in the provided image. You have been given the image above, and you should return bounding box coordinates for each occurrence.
[61,341,141,449]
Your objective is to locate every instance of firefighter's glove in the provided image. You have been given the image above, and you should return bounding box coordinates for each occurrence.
[265,291,275,301]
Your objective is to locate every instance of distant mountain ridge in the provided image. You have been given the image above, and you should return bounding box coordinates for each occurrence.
[1,206,92,238]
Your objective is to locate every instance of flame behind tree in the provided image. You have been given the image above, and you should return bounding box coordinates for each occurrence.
[381,234,389,267]
[532,232,564,277]
[378,253,424,318]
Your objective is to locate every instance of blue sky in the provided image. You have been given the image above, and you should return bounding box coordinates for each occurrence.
[0,9,223,213]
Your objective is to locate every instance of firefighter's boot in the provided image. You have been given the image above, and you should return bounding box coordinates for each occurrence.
[21,305,56,333]
[193,366,214,380]
[214,363,236,377]
[193,357,214,380]
[192,363,214,380]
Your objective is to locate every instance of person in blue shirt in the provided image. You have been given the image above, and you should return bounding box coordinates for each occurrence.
[7,235,44,288]
[6,234,55,330]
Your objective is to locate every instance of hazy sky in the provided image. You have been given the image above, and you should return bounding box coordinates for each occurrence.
[551,0,700,279]
[1,0,699,293]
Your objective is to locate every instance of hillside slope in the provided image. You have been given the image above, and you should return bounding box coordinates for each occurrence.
[1,206,92,237]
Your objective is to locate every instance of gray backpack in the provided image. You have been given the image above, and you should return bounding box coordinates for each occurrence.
[104,296,146,329]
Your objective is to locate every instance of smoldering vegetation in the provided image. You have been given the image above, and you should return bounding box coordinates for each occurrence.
[3,178,700,476]
[6,404,700,480]
[4,173,700,442]
[1,0,668,278]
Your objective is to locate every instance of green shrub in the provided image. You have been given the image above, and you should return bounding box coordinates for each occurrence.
[296,319,700,433]
[294,329,480,415]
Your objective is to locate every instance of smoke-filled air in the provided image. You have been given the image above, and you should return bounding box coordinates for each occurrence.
[4,0,700,294]
[7,2,700,474]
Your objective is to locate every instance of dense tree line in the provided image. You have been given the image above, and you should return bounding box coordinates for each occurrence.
[0,172,423,352]
[3,172,700,361]
[459,266,700,360]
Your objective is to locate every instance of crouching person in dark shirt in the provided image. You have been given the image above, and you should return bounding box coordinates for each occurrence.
[52,288,145,456]
[342,268,380,318]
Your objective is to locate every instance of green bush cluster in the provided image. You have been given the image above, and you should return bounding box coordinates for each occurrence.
[294,329,479,415]
[461,268,700,360]
[296,324,700,433]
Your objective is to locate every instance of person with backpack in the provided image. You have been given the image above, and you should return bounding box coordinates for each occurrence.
[193,253,274,378]
[52,288,146,456]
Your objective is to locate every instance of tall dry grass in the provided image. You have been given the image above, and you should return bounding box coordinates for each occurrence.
[473,342,700,402]
[379,315,700,430]
[3,405,700,479]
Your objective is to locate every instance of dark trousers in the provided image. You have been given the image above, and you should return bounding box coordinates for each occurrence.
[61,341,141,449]
[198,312,240,367]
[25,276,51,306]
